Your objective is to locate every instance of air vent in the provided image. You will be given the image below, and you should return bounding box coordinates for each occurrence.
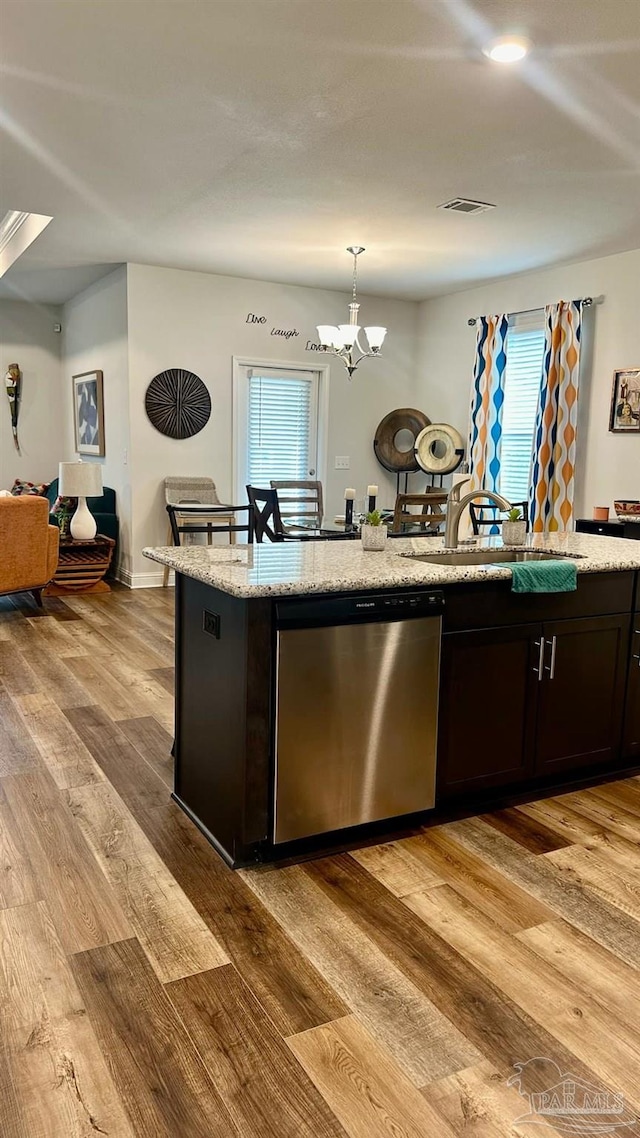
[438,198,496,215]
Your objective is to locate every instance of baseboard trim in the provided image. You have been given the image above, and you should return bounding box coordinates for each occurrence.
[115,567,173,590]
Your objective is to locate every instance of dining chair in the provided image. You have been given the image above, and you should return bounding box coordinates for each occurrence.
[163,476,236,585]
[391,492,447,534]
[246,486,289,542]
[469,500,529,534]
[269,480,323,528]
[166,503,253,550]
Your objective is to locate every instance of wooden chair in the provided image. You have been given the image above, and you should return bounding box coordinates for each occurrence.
[246,487,290,543]
[469,499,529,535]
[163,476,235,585]
[166,503,253,549]
[269,480,323,529]
[391,492,447,534]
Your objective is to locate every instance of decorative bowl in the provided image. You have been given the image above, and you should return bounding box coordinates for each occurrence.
[614,500,640,518]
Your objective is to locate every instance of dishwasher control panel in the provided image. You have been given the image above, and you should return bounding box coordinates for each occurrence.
[276,590,445,628]
[353,592,444,614]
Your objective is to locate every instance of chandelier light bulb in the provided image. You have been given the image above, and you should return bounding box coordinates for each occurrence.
[317,325,339,347]
[338,324,360,347]
[365,326,387,351]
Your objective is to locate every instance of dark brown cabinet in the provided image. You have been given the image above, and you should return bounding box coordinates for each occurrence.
[438,623,539,794]
[438,613,631,798]
[535,614,629,773]
[623,613,640,758]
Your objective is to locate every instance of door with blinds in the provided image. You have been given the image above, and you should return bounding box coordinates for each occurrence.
[234,363,321,497]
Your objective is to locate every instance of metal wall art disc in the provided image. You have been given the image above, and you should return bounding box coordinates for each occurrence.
[145,369,211,439]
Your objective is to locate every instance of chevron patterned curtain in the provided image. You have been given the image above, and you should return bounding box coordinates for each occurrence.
[529,300,583,532]
[468,314,509,501]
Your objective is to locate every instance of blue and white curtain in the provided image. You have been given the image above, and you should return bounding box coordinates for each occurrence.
[468,314,509,498]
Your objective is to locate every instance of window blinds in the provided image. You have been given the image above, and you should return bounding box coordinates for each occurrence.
[500,317,546,504]
[247,369,316,488]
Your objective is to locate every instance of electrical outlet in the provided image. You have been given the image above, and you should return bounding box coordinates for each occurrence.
[203,610,220,638]
[335,456,350,469]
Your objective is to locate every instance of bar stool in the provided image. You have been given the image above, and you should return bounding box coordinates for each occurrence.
[163,477,235,586]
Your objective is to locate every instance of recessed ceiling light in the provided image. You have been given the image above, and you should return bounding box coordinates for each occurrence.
[0,210,53,277]
[483,35,531,64]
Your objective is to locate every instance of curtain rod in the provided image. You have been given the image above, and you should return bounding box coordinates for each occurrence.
[467,295,604,327]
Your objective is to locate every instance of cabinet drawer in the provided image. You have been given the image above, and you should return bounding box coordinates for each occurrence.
[443,573,635,632]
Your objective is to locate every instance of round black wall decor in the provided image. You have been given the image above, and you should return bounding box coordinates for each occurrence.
[145,369,211,439]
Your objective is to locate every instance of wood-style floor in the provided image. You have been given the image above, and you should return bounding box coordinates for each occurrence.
[1,584,639,1137]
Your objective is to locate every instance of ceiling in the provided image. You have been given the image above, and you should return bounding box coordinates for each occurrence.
[1,0,639,304]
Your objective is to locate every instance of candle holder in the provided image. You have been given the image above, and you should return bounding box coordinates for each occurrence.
[367,494,376,513]
[345,498,354,530]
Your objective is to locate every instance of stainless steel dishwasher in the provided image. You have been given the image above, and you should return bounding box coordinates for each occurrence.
[273,590,443,844]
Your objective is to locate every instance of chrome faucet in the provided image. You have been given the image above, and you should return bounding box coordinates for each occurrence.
[444,477,512,548]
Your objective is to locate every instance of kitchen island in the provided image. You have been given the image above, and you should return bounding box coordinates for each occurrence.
[144,533,640,866]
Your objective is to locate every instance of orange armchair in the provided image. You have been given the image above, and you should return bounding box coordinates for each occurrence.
[0,496,60,606]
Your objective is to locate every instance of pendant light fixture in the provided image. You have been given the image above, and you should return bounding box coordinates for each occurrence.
[317,246,387,378]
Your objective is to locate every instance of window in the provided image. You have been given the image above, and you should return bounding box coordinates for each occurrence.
[500,313,546,505]
[234,362,322,497]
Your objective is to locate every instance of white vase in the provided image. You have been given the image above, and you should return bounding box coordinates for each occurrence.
[361,524,387,551]
[502,519,527,546]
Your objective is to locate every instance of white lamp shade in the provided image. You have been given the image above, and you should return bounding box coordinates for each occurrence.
[365,326,387,350]
[338,324,360,347]
[59,460,102,498]
[317,325,339,347]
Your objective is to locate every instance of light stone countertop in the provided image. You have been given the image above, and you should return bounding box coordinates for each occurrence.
[143,532,640,599]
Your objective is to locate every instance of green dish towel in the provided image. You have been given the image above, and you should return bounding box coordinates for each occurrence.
[510,559,577,594]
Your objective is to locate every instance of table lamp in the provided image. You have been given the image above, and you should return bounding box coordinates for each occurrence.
[59,460,103,539]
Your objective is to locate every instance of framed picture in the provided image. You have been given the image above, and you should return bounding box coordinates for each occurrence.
[609,367,640,433]
[72,370,105,455]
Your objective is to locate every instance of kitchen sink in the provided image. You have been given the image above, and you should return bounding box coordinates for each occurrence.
[401,549,583,566]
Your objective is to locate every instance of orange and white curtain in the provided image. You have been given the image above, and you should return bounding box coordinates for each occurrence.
[529,301,583,532]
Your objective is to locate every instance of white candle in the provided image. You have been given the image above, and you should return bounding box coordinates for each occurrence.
[344,488,356,500]
[366,484,378,496]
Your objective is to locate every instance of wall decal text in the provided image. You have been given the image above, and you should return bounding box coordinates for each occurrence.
[245,312,267,324]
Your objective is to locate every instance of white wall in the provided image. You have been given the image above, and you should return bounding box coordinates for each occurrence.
[127,263,420,581]
[417,248,640,519]
[62,267,132,575]
[0,300,64,489]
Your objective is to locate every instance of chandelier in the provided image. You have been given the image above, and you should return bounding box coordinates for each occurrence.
[317,246,387,378]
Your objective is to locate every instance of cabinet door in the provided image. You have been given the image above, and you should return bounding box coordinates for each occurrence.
[623,615,640,759]
[536,615,629,773]
[438,624,540,796]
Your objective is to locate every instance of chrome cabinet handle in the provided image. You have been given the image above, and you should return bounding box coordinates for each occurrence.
[534,638,545,681]
[544,635,558,680]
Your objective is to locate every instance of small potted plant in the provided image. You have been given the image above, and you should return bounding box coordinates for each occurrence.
[361,509,388,551]
[502,506,527,546]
